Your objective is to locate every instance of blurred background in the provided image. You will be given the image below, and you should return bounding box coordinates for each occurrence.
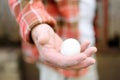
[0,0,120,80]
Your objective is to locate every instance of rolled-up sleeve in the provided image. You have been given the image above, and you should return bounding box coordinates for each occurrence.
[8,0,56,43]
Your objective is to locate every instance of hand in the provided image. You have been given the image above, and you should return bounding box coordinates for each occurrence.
[31,24,97,70]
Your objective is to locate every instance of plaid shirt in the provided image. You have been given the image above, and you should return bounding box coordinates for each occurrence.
[9,0,88,78]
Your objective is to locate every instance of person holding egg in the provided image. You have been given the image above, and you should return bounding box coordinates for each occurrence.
[9,0,98,80]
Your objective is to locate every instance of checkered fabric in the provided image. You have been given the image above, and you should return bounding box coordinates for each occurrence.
[9,0,88,78]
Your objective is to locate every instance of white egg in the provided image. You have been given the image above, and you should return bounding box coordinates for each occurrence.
[61,38,81,56]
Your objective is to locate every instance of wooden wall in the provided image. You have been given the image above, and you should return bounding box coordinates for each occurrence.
[0,0,21,46]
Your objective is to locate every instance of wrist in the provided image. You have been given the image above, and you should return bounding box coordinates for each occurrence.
[31,24,54,45]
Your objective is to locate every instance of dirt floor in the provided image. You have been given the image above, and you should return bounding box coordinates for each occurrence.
[97,48,120,80]
[22,47,120,80]
[0,47,120,80]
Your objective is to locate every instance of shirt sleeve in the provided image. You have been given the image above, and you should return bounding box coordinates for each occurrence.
[8,0,56,43]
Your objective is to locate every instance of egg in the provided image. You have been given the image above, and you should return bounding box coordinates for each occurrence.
[61,38,81,56]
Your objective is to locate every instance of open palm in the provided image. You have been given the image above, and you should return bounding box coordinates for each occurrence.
[32,24,97,70]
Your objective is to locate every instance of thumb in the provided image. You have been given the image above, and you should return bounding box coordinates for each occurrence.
[32,24,53,45]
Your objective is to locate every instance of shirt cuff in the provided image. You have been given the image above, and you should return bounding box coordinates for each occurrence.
[17,1,56,44]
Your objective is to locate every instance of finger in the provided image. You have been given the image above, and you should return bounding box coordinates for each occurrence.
[68,57,95,70]
[78,57,95,68]
[82,47,97,57]
[60,53,87,68]
[80,40,90,52]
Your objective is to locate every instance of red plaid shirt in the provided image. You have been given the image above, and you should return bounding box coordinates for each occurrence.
[9,0,88,78]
